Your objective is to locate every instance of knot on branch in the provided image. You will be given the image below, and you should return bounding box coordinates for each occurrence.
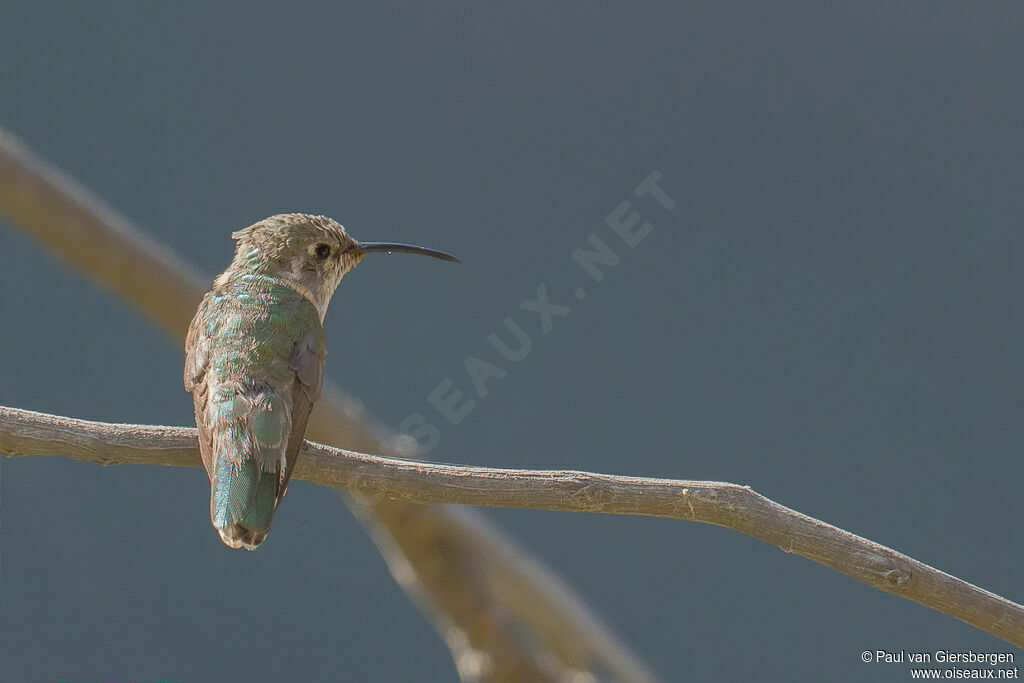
[882,567,913,590]
[680,488,697,520]
[569,476,610,509]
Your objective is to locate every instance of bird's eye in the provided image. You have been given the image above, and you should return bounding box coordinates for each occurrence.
[314,243,331,260]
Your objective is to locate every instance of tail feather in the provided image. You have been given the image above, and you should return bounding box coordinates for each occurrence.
[217,523,267,551]
[211,457,278,550]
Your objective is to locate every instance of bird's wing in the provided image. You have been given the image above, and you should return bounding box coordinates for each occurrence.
[184,297,216,477]
[279,325,327,500]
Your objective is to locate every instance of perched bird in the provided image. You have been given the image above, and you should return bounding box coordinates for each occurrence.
[184,213,458,549]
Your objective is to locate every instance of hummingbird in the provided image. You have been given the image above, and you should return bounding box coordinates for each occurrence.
[184,213,458,549]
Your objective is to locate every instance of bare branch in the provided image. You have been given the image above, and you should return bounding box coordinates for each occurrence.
[4,405,1024,651]
[0,129,655,682]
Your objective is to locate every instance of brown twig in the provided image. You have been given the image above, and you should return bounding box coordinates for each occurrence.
[5,404,1024,651]
[0,129,655,683]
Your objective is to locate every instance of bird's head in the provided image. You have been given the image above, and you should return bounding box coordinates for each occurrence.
[221,213,458,320]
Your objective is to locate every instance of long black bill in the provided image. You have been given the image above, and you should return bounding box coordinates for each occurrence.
[352,241,460,262]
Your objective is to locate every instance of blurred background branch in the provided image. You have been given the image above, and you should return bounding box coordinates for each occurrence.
[0,129,656,683]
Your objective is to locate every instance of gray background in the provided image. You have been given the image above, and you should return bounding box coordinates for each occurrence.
[1,2,1021,681]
